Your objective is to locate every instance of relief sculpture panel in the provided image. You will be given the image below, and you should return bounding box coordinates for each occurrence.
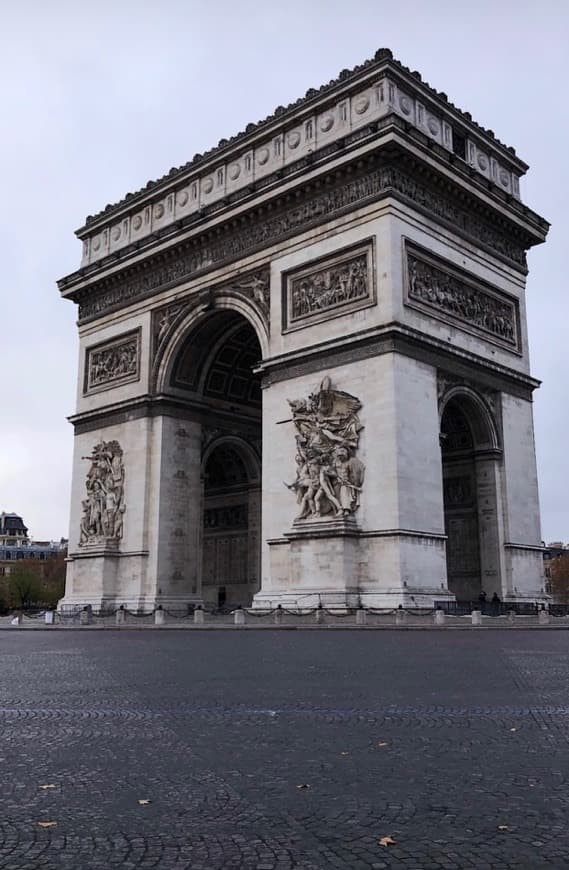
[85,331,140,393]
[406,244,519,350]
[283,241,374,331]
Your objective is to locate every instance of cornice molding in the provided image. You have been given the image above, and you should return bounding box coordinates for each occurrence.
[77,49,529,242]
[68,324,540,435]
[256,322,540,399]
[63,149,544,325]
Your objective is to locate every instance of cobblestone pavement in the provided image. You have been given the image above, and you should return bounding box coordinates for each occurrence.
[1,631,569,869]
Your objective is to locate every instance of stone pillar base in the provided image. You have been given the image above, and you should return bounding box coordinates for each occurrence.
[254,516,361,609]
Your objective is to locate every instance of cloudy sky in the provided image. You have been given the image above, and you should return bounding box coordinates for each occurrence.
[1,0,567,543]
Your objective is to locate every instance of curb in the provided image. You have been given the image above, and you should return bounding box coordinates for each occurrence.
[0,624,567,632]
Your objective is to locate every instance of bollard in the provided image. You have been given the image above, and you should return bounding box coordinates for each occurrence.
[79,607,91,626]
[315,604,324,624]
[194,607,204,625]
[356,608,367,626]
[471,609,482,626]
[116,606,126,626]
[44,611,54,626]
[274,605,283,626]
[434,609,446,626]
[154,606,165,626]
[395,607,407,626]
[538,608,550,625]
[507,609,516,624]
[234,608,245,626]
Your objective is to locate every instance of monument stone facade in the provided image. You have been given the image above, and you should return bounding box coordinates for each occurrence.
[58,49,549,610]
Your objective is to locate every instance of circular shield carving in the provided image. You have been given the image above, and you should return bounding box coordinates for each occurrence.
[354,96,369,115]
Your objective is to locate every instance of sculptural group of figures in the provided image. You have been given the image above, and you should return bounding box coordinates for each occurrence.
[89,340,137,387]
[409,257,515,342]
[79,441,125,544]
[291,255,368,319]
[286,377,365,520]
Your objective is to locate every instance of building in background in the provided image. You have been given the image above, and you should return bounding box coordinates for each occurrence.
[0,512,67,579]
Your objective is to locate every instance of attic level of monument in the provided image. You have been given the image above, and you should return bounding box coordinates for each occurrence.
[81,48,526,234]
[78,49,526,228]
[59,50,549,614]
[59,49,548,291]
[60,148,547,327]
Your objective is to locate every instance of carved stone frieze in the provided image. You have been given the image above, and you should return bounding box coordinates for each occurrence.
[77,162,527,323]
[283,241,374,331]
[79,441,125,546]
[85,331,140,393]
[406,245,520,350]
[285,376,365,521]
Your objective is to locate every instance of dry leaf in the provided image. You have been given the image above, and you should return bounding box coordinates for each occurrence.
[497,825,510,831]
[296,784,311,790]
[37,821,57,828]
[137,799,152,805]
[378,835,396,847]
[38,784,56,790]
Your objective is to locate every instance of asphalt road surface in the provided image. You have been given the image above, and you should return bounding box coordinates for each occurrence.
[1,629,568,869]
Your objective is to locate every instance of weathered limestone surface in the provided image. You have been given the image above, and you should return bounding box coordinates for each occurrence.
[59,49,549,611]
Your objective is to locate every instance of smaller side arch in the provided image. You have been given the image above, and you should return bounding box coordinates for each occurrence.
[439,385,501,452]
[201,434,261,486]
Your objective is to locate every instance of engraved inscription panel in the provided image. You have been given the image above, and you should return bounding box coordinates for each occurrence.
[405,244,520,351]
[85,330,140,393]
[283,241,375,331]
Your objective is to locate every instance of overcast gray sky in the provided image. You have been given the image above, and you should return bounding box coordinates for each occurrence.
[1,0,567,543]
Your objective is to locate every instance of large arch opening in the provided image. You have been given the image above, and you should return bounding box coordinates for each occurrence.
[168,309,263,609]
[440,390,502,603]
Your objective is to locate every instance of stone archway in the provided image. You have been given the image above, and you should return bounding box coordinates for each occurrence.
[201,438,261,608]
[440,388,503,603]
[161,309,263,609]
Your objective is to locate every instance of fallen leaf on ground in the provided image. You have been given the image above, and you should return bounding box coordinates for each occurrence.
[38,784,56,790]
[37,821,57,828]
[378,835,396,846]
[296,784,311,789]
[497,825,510,831]
[137,799,152,805]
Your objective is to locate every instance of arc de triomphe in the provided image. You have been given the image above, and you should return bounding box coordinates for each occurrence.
[58,49,549,611]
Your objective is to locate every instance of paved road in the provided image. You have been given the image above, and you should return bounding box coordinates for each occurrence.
[1,630,569,869]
